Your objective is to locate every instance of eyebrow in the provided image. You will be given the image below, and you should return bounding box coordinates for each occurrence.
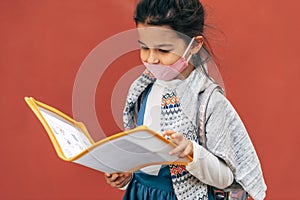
[137,40,174,48]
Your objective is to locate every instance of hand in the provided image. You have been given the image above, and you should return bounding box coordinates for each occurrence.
[162,130,194,158]
[104,172,132,188]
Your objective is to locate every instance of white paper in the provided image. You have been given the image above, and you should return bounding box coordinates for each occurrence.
[74,130,190,173]
[38,107,92,159]
[139,165,162,175]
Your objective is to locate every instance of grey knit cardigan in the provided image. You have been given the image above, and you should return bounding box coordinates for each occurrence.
[123,67,267,200]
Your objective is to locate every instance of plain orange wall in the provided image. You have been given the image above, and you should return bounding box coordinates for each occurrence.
[1,0,300,199]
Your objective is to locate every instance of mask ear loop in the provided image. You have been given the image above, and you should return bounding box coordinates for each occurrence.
[182,37,195,62]
[199,47,226,93]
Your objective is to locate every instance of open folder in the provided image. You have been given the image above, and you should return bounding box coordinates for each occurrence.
[24,97,192,173]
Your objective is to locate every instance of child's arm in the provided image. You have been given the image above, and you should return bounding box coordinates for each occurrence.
[186,142,234,189]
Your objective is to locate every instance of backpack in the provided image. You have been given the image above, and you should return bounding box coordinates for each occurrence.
[197,83,249,200]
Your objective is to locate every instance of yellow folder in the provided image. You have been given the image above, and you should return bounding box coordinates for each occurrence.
[24,97,192,173]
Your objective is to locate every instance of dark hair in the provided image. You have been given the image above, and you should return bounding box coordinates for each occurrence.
[134,0,213,67]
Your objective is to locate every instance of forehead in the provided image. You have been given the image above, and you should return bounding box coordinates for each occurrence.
[136,23,185,47]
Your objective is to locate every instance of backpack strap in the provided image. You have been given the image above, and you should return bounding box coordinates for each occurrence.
[198,84,249,200]
[198,83,224,148]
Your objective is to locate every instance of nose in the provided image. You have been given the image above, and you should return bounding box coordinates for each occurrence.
[146,49,159,64]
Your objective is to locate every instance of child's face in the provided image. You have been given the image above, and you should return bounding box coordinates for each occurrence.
[137,23,189,66]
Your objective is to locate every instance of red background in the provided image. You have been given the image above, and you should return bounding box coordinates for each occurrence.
[1,0,299,199]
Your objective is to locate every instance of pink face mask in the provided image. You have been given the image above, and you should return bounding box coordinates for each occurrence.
[143,38,194,81]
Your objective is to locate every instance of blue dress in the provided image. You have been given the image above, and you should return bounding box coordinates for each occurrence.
[123,85,177,200]
[122,166,176,200]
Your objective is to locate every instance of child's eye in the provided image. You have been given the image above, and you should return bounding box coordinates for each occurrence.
[159,49,171,53]
[141,46,149,50]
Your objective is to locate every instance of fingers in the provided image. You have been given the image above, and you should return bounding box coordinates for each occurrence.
[105,173,112,178]
[163,130,193,158]
[162,130,175,136]
[169,141,193,157]
[169,143,186,156]
[179,141,194,157]
[163,130,184,145]
[105,173,132,188]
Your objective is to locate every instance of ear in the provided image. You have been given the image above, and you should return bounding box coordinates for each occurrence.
[190,36,204,55]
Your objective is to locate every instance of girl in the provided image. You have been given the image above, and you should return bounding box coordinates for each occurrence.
[105,0,266,199]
